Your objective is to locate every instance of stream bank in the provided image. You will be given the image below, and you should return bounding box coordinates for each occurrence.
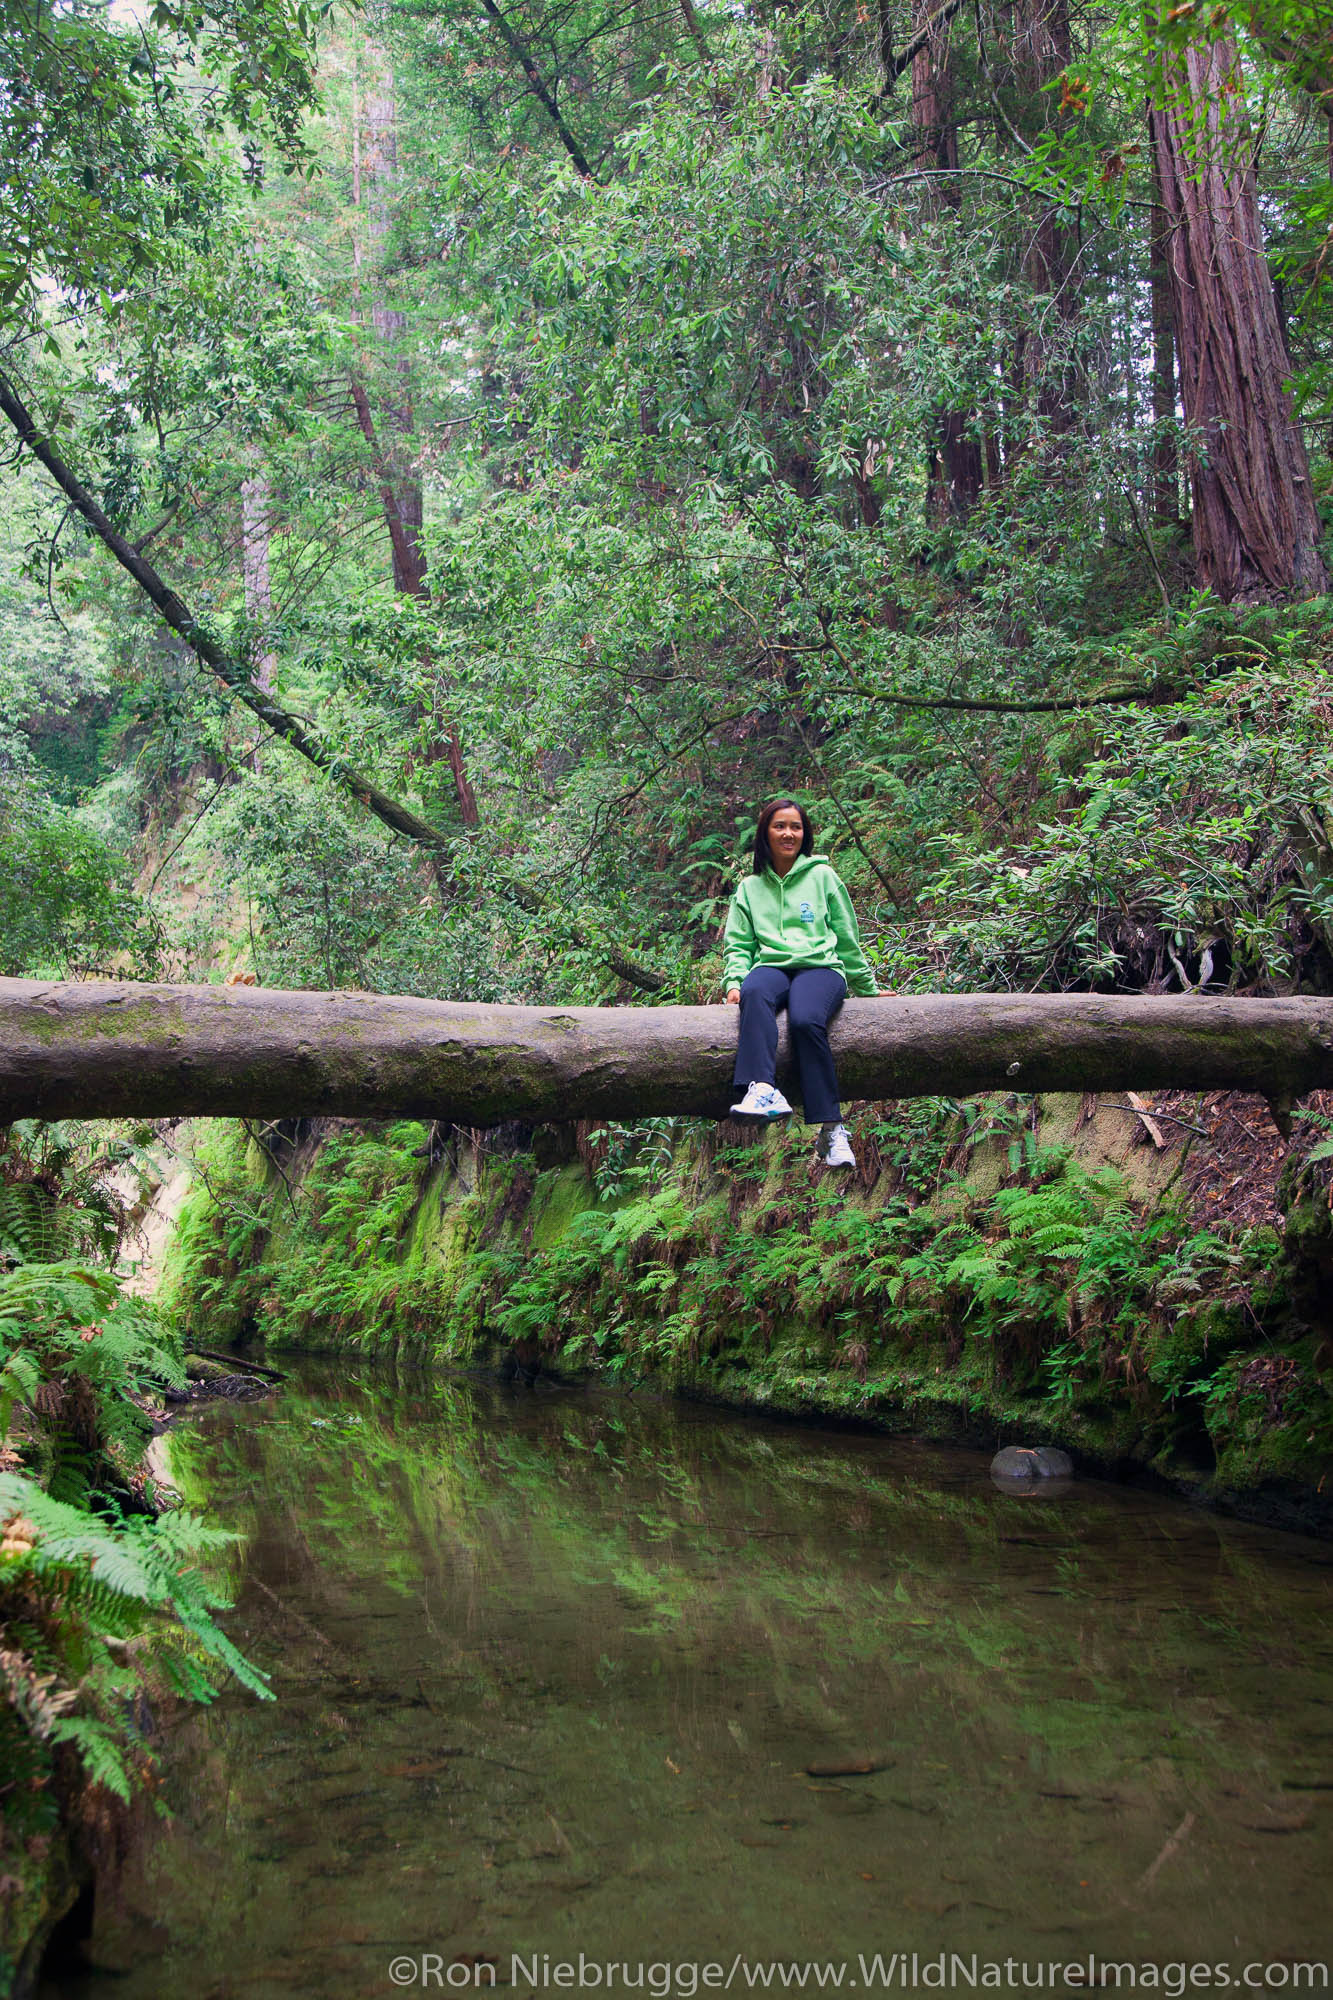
[161,1089,1333,1535]
[0,1263,272,1997]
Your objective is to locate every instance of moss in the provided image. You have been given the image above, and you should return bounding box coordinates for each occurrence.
[0,1809,83,1999]
[158,1124,270,1345]
[21,996,169,1046]
[162,1104,1333,1524]
[529,1165,593,1250]
[1204,1349,1333,1492]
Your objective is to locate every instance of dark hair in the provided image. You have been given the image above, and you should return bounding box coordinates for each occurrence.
[752,798,814,875]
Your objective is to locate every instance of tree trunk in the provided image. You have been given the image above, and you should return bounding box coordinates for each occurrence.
[877,0,894,88]
[3,980,1332,1123]
[1003,0,1079,433]
[1148,156,1179,524]
[1148,33,1328,601]
[240,467,277,691]
[351,60,479,824]
[363,80,426,598]
[910,0,959,175]
[358,72,425,596]
[911,0,983,519]
[678,0,711,62]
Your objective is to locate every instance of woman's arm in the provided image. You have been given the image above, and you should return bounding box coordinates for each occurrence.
[721,884,757,998]
[826,872,878,995]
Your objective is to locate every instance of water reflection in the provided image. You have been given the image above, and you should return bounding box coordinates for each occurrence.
[59,1365,1333,1995]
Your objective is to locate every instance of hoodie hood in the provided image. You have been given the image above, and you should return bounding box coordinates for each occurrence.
[760,850,830,882]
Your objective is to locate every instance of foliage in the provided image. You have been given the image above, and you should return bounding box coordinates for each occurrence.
[0,1120,163,1269]
[584,1118,691,1201]
[900,615,1333,993]
[0,1474,268,1807]
[0,1259,187,1498]
[0,771,160,979]
[0,0,1327,1009]
[166,1103,1327,1494]
[0,0,321,327]
[162,1119,441,1345]
[0,1120,270,1975]
[0,508,113,785]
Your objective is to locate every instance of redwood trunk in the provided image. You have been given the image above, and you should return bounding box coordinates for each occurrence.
[364,82,425,599]
[911,0,983,519]
[351,62,479,824]
[240,467,277,691]
[1148,35,1328,600]
[3,980,1332,1123]
[1148,157,1179,524]
[1003,0,1078,433]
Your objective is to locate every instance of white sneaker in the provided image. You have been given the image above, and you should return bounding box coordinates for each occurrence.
[730,1082,793,1121]
[819,1123,856,1169]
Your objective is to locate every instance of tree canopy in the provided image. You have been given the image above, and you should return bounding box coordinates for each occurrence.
[0,0,1330,1004]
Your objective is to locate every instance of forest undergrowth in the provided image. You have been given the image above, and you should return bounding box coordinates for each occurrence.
[0,1125,269,1993]
[164,1089,1333,1527]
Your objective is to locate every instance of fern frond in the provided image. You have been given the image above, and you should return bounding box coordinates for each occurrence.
[47,1715,133,1801]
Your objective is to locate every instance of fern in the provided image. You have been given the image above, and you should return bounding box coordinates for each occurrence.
[0,1469,272,1817]
[0,1182,80,1263]
[0,1122,273,1876]
[46,1715,134,1802]
[0,1259,187,1480]
[0,1346,40,1433]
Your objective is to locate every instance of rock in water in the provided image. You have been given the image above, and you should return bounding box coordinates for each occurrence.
[1034,1446,1073,1477]
[991,1445,1073,1480]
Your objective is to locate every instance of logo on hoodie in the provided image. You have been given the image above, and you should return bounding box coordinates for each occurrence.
[798,900,815,924]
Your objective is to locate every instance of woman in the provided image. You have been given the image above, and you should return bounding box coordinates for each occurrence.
[722,798,877,1169]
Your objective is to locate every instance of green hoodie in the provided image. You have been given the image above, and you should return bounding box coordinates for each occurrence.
[722,852,878,995]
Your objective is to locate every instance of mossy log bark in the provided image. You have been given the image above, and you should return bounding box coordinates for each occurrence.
[3,979,1333,1123]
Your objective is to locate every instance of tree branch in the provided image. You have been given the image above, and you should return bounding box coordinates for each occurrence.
[792,716,901,901]
[478,0,599,179]
[883,0,969,83]
[0,368,450,849]
[0,369,664,994]
[348,376,428,596]
[132,496,184,553]
[823,678,1186,713]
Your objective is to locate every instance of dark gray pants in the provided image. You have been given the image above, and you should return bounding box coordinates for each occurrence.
[733,965,846,1124]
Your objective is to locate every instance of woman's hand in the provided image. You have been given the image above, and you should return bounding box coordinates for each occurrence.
[725,987,740,1005]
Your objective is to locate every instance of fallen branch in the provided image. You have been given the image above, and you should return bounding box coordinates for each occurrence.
[1125,1089,1168,1149]
[186,1345,289,1383]
[1136,1811,1196,1892]
[823,679,1186,715]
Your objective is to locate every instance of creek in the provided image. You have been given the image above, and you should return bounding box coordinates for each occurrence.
[47,1363,1333,1994]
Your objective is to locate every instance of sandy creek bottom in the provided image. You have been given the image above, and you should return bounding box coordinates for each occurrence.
[47,1362,1333,1998]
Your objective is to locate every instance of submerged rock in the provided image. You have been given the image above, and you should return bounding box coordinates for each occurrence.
[991,1445,1073,1481]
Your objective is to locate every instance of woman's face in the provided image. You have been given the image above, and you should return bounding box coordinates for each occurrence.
[767,806,806,872]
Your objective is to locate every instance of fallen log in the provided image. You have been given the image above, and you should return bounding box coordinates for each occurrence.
[186,1344,289,1382]
[3,979,1333,1124]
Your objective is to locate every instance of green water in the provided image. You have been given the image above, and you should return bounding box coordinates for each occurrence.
[54,1365,1333,1996]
